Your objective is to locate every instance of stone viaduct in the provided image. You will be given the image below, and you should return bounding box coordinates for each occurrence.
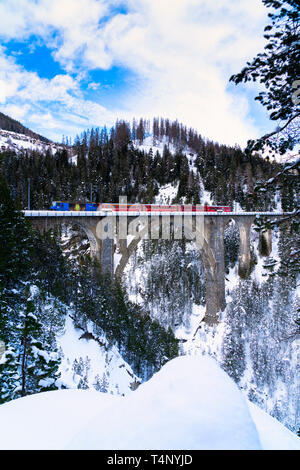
[24,210,285,325]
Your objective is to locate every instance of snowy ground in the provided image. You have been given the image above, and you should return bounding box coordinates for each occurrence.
[0,129,63,154]
[134,135,194,158]
[0,355,299,450]
[57,315,140,395]
[154,182,179,204]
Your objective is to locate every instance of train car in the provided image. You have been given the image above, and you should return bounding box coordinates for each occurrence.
[204,205,231,212]
[50,201,231,212]
[98,203,184,212]
[98,203,231,212]
[50,201,98,211]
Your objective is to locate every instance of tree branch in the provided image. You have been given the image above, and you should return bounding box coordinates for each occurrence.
[261,113,300,140]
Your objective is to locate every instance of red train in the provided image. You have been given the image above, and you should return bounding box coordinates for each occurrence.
[51,201,231,212]
[100,203,231,212]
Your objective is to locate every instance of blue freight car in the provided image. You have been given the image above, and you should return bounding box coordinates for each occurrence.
[50,201,98,211]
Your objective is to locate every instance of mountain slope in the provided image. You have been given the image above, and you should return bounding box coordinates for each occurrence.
[0,111,50,143]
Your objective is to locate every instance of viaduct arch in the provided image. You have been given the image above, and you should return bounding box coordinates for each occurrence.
[26,211,278,325]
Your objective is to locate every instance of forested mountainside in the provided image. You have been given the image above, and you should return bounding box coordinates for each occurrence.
[0,112,50,143]
[0,117,299,434]
[0,117,295,212]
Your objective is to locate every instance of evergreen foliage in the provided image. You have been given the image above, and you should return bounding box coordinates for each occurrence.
[0,117,289,215]
[69,257,179,380]
[0,176,64,403]
[230,0,300,156]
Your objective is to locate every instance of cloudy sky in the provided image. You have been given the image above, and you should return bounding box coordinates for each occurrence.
[0,0,274,145]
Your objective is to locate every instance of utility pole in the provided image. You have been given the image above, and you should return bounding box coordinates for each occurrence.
[27,177,30,210]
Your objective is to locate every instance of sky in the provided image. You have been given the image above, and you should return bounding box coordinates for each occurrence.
[0,0,275,146]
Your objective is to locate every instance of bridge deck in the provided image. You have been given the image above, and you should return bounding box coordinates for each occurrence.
[23,210,291,217]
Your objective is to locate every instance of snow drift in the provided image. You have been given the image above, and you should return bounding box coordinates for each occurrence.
[67,354,262,450]
[0,355,299,450]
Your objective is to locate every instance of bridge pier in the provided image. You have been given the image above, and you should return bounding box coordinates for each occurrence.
[202,217,226,325]
[235,216,255,279]
[99,238,114,276]
[259,229,272,257]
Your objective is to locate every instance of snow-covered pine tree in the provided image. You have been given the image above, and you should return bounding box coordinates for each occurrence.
[18,286,61,396]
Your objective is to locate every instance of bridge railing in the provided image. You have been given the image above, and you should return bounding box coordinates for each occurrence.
[23,210,291,217]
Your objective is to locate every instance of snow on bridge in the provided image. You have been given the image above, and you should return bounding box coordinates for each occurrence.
[23,210,290,217]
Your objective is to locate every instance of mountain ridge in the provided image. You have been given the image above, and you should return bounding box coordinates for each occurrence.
[0,111,50,143]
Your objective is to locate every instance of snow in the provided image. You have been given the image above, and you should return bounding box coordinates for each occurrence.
[135,136,198,162]
[57,315,139,395]
[248,401,300,450]
[134,136,177,156]
[70,154,78,165]
[0,129,64,154]
[114,252,122,272]
[0,389,117,450]
[175,303,206,340]
[202,188,214,205]
[0,340,5,360]
[0,355,299,450]
[154,182,179,204]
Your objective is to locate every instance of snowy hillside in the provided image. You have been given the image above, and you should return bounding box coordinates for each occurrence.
[55,228,140,394]
[0,355,299,450]
[134,135,197,165]
[0,129,64,154]
[57,315,140,395]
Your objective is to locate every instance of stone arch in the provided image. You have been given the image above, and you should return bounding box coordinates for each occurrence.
[114,215,222,324]
[115,217,215,277]
[72,221,100,262]
[29,217,101,263]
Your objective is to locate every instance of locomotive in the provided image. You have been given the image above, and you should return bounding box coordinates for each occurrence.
[50,201,231,212]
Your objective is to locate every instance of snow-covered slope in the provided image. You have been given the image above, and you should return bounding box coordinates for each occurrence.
[0,129,64,154]
[0,355,299,450]
[57,315,140,395]
[134,135,195,158]
[154,182,179,204]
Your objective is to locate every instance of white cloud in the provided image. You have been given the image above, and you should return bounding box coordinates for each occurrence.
[0,0,272,145]
[0,47,115,140]
[98,0,270,145]
[2,103,30,121]
[87,82,100,91]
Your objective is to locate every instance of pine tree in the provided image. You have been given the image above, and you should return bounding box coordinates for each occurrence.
[230,0,300,156]
[0,347,21,404]
[18,287,61,396]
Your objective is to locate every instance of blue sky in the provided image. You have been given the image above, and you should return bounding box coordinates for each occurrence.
[0,0,274,146]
